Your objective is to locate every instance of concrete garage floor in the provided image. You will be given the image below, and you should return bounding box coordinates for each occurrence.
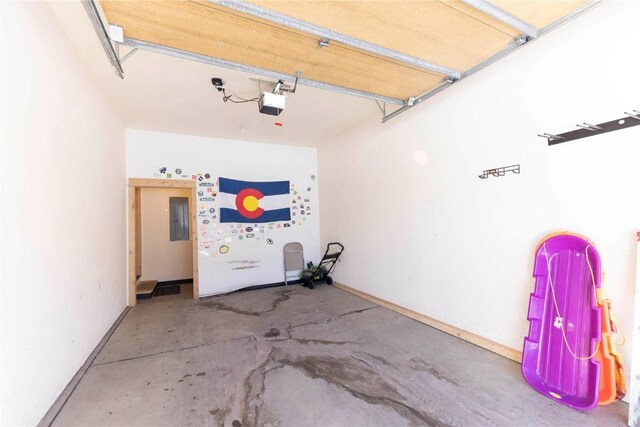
[52,285,627,426]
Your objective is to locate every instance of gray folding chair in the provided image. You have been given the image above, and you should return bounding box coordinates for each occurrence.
[283,242,304,286]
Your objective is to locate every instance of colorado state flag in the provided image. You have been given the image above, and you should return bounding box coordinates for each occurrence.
[218,177,291,223]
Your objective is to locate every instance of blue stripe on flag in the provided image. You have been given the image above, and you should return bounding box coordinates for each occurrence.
[219,177,289,196]
[220,208,291,223]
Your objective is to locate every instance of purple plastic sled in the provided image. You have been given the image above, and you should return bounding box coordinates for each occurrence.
[522,233,601,411]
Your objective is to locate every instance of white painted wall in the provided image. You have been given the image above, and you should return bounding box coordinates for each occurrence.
[140,188,193,282]
[319,0,639,397]
[0,2,126,425]
[127,129,320,296]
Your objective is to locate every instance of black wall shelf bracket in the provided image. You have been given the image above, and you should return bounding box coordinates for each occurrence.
[479,164,520,179]
[539,110,640,146]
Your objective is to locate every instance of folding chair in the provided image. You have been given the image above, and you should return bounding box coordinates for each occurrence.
[283,242,304,286]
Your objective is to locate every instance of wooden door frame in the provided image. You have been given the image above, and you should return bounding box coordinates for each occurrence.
[127,178,199,306]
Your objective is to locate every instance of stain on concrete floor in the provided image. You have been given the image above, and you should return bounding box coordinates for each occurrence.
[51,285,628,426]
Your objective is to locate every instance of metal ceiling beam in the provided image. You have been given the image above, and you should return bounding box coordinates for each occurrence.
[208,0,461,80]
[82,0,124,78]
[461,0,538,39]
[123,37,406,106]
[383,0,604,123]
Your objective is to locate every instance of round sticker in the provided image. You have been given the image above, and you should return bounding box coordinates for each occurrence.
[175,168,182,174]
[219,245,229,254]
[209,208,215,213]
[267,238,274,245]
[311,174,316,180]
[205,173,211,179]
[159,167,167,174]
[245,227,253,232]
[238,235,243,240]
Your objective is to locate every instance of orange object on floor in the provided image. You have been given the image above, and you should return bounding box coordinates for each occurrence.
[596,289,626,405]
[596,289,616,405]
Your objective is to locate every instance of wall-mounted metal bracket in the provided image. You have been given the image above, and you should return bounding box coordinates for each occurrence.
[479,164,520,179]
[537,133,564,142]
[119,46,139,64]
[540,111,640,146]
[109,24,138,65]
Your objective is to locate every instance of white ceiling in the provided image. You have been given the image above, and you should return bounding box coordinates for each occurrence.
[49,1,381,147]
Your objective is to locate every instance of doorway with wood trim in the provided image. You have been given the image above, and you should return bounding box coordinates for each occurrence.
[128,178,199,306]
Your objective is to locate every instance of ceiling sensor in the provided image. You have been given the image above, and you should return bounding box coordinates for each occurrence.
[211,78,224,91]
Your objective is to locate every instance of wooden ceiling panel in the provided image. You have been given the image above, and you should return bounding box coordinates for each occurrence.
[101,0,444,100]
[248,0,520,72]
[489,1,590,28]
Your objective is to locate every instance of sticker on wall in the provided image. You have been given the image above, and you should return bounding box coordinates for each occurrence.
[166,173,172,178]
[231,229,238,235]
[245,226,253,232]
[246,233,255,238]
[198,176,204,181]
[209,208,215,213]
[199,182,214,187]
[284,223,291,228]
[307,187,311,192]
[238,235,244,240]
[198,191,204,196]
[159,167,167,174]
[292,220,296,224]
[219,245,229,254]
[199,197,215,202]
[205,173,211,179]
[304,198,310,203]
[224,237,232,243]
[200,241,213,248]
[311,174,316,180]
[175,168,182,174]
[266,238,274,245]
[202,219,210,225]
